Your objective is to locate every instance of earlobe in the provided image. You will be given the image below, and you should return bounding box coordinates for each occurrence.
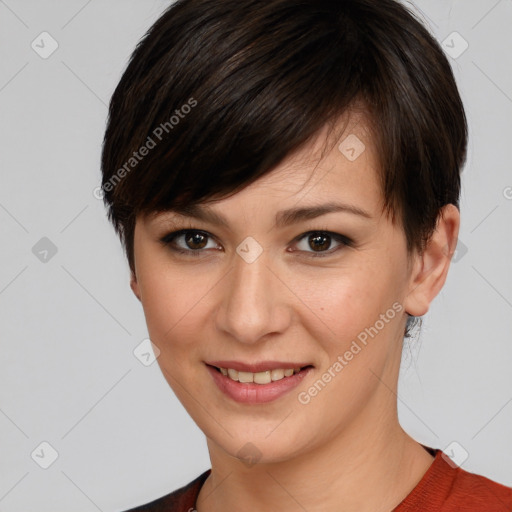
[130,272,142,302]
[403,204,460,317]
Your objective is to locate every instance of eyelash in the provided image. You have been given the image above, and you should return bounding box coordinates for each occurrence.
[159,227,353,258]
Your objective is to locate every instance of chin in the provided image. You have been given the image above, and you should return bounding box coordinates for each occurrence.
[205,421,311,466]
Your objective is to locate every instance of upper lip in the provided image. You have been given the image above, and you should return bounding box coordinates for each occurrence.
[206,360,313,373]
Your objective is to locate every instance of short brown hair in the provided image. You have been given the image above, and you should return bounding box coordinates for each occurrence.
[101,0,468,275]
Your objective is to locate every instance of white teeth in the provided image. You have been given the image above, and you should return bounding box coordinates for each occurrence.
[238,371,254,383]
[218,366,305,384]
[254,370,271,384]
[270,369,284,381]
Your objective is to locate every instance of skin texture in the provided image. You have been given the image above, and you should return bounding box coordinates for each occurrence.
[130,113,460,512]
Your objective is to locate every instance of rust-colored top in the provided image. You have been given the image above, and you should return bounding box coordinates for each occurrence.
[125,449,512,511]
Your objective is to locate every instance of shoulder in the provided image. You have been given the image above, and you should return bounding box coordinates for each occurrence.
[446,464,512,511]
[396,448,512,512]
[123,469,211,512]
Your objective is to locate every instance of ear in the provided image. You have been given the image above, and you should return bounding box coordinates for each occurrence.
[403,204,460,317]
[130,270,142,302]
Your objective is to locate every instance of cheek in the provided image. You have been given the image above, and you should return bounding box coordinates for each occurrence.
[137,262,218,351]
[289,263,393,342]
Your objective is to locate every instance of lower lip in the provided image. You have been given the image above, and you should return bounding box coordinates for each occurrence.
[206,365,312,404]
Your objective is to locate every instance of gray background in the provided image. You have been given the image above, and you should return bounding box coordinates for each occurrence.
[0,1,511,510]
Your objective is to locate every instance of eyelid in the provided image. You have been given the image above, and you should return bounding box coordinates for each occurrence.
[291,230,351,256]
[159,228,221,255]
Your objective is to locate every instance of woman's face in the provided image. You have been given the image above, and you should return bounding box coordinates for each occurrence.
[131,116,426,464]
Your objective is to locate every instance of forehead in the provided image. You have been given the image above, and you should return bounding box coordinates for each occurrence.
[146,109,384,227]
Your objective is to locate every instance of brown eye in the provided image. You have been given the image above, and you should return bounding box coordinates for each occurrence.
[308,233,331,252]
[184,232,208,250]
[293,231,351,257]
[160,229,218,256]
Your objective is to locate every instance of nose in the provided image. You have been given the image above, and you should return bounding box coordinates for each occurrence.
[215,247,292,345]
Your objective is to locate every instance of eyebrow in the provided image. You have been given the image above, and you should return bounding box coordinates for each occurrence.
[165,202,372,228]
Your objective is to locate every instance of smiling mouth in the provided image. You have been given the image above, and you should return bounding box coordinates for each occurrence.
[208,365,314,385]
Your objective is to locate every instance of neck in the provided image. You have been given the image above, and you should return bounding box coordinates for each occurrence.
[196,401,434,512]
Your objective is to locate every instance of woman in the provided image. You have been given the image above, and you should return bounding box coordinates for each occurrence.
[100,0,512,510]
